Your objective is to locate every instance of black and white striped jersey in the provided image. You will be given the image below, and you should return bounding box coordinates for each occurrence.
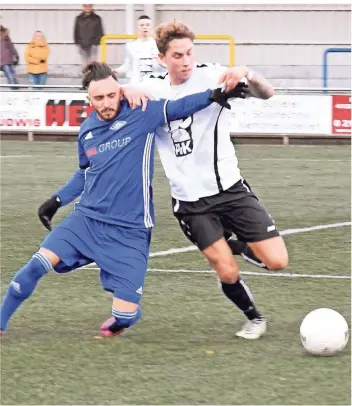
[141,63,242,202]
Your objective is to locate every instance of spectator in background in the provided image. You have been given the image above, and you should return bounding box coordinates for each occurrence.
[0,25,19,85]
[114,15,166,84]
[25,31,50,86]
[74,4,104,67]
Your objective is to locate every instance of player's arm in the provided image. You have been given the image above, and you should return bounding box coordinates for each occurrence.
[245,70,274,99]
[218,65,274,99]
[37,138,88,231]
[114,44,131,77]
[144,86,248,127]
[120,84,153,111]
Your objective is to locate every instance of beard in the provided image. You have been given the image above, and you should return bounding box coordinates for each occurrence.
[97,108,118,121]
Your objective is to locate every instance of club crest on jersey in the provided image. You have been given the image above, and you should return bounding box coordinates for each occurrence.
[110,121,126,131]
[169,115,194,157]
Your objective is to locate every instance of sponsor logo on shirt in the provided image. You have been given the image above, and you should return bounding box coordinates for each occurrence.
[85,137,132,157]
[169,115,194,157]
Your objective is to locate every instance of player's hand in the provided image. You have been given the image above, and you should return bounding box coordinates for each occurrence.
[38,196,61,231]
[218,65,249,92]
[121,86,153,111]
[210,83,249,109]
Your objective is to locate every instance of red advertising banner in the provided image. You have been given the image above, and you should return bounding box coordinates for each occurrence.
[331,95,351,135]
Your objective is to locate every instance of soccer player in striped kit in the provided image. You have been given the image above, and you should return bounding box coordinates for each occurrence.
[139,21,289,339]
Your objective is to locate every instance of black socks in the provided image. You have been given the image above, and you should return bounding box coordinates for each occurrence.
[221,279,262,320]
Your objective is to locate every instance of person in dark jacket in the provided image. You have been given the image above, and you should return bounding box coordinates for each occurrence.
[0,25,19,85]
[74,4,104,67]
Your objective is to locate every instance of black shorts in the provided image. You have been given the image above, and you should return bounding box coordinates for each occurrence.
[172,179,280,251]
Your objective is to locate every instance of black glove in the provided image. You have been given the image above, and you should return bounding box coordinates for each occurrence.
[38,196,61,231]
[12,54,19,66]
[210,82,249,109]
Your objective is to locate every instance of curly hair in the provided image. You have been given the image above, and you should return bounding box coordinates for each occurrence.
[82,61,118,89]
[155,21,195,55]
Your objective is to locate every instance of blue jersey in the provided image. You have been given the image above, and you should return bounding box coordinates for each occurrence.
[55,90,213,229]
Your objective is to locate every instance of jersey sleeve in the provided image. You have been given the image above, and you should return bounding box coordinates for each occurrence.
[198,63,228,87]
[53,137,87,206]
[143,89,213,128]
[78,136,89,169]
[139,76,167,100]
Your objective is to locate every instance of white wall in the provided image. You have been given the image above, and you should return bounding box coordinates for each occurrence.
[1,4,350,87]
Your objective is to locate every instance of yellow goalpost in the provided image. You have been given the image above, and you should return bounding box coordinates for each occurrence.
[100,34,235,67]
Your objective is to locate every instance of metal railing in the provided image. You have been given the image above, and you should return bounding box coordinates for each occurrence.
[100,34,236,67]
[0,84,350,95]
[322,47,351,93]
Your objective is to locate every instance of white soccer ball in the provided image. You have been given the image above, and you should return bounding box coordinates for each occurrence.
[300,308,349,356]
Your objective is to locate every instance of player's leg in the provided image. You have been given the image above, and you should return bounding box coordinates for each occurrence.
[223,179,288,270]
[0,247,60,333]
[0,210,93,334]
[95,225,151,337]
[248,236,288,270]
[224,228,268,269]
[175,212,266,339]
[99,297,142,337]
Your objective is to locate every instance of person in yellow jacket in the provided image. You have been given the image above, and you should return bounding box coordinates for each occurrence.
[25,31,50,86]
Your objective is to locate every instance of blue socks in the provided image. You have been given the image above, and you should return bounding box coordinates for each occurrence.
[0,252,52,331]
[112,306,142,328]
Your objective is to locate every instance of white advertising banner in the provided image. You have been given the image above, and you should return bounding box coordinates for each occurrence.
[0,92,91,132]
[0,91,335,135]
[229,95,332,134]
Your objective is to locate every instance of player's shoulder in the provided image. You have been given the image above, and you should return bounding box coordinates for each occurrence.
[78,112,96,139]
[194,62,226,76]
[141,72,169,98]
[145,70,169,81]
[195,62,214,69]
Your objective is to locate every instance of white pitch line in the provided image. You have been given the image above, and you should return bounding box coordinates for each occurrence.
[78,267,350,279]
[0,155,34,158]
[150,221,351,258]
[0,155,77,159]
[281,222,351,236]
[82,221,351,278]
[241,158,349,162]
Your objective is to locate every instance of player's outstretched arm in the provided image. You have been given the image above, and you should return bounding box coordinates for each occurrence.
[246,70,275,100]
[37,169,85,231]
[37,139,87,231]
[147,84,249,126]
[218,65,274,100]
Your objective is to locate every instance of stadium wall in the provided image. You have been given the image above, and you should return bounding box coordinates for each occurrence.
[0,4,350,87]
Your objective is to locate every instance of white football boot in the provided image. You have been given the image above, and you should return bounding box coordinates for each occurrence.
[236,317,267,339]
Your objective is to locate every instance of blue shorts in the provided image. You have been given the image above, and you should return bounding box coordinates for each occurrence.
[41,210,151,304]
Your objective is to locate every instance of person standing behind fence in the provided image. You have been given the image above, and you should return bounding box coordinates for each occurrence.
[74,4,104,67]
[25,31,50,86]
[0,25,19,85]
[114,15,166,85]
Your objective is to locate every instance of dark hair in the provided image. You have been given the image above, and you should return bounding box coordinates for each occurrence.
[155,21,195,55]
[138,15,150,20]
[82,61,118,89]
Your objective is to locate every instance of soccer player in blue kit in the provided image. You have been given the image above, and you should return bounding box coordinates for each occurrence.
[0,62,248,337]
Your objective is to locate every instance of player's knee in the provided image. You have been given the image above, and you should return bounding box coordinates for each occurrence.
[266,252,289,270]
[30,252,53,277]
[9,252,52,299]
[112,305,142,329]
[211,257,239,283]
